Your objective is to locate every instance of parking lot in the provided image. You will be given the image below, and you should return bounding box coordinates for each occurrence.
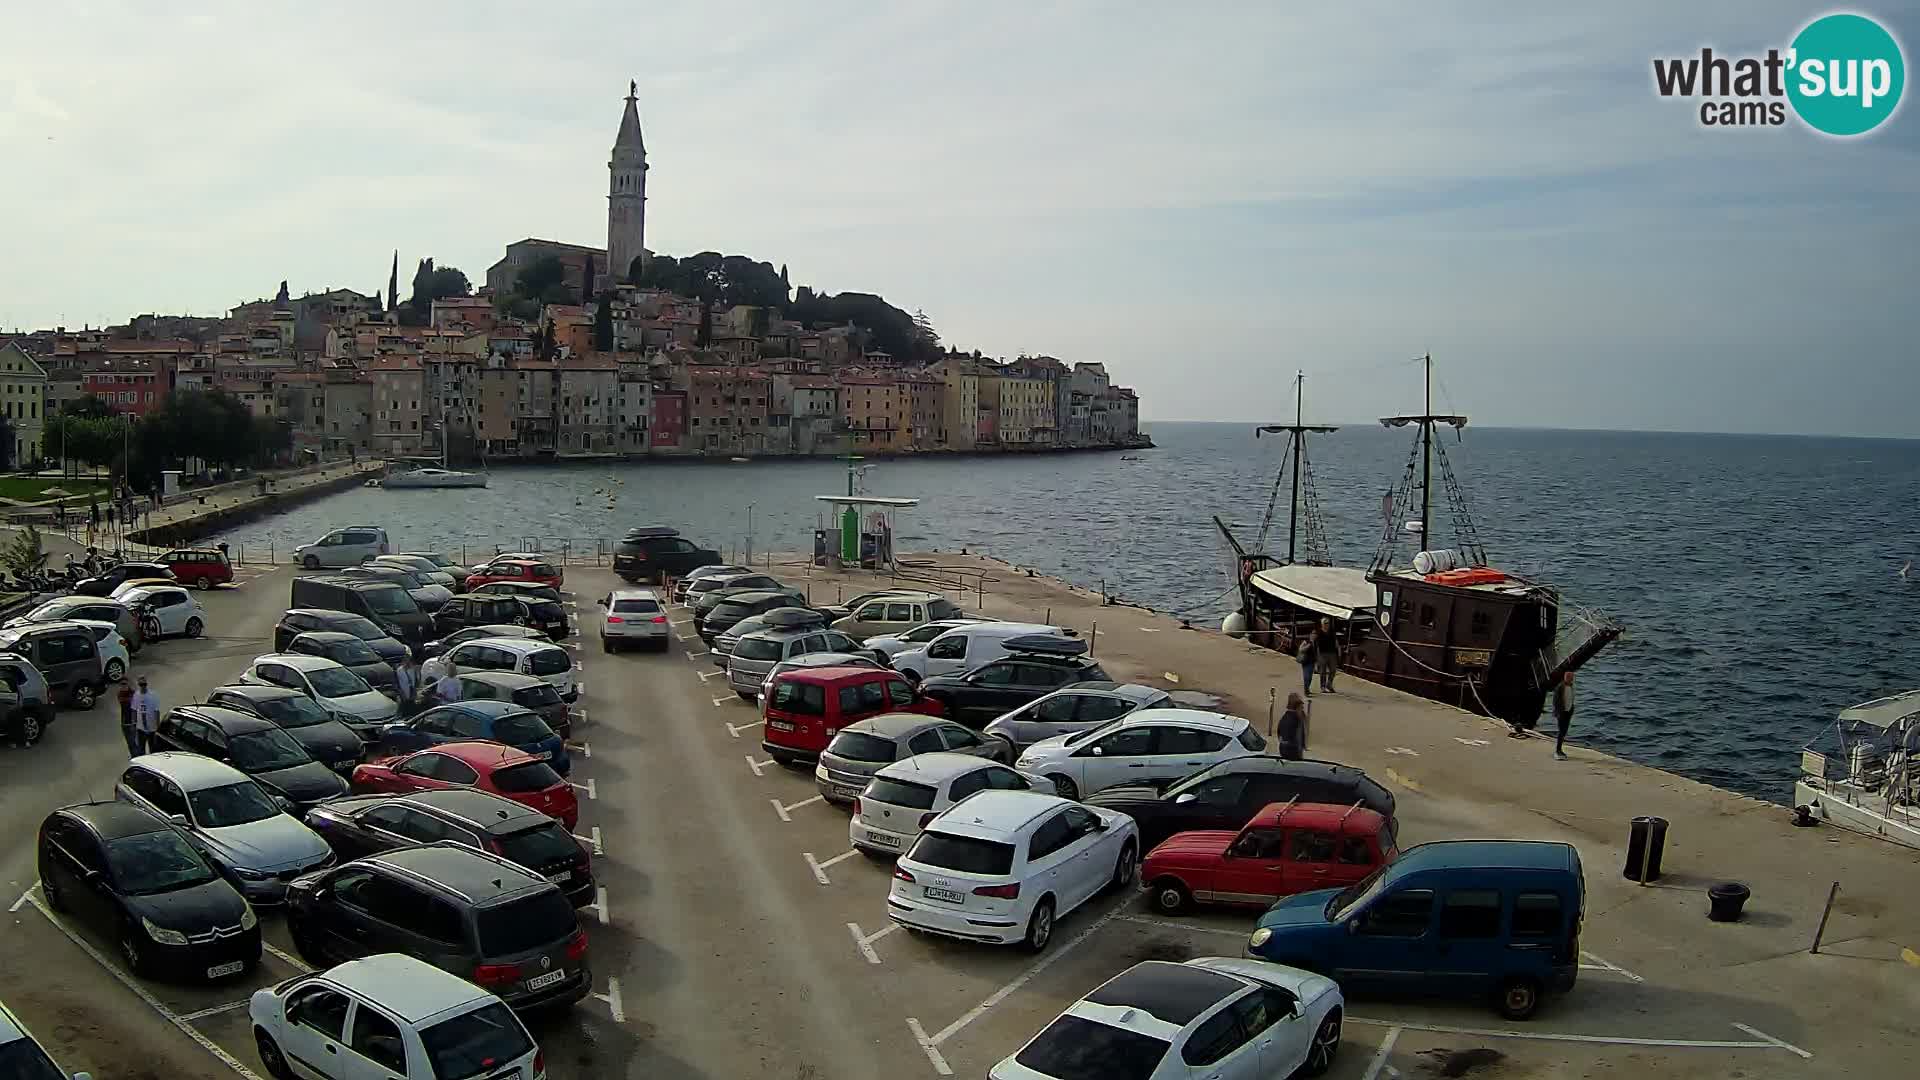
[0,565,1850,1078]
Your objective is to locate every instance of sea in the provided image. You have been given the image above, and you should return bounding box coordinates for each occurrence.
[209,422,1920,805]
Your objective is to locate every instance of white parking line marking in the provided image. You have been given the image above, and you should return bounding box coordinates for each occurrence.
[1454,737,1490,747]
[669,619,688,627]
[1362,1026,1401,1080]
[8,883,35,913]
[591,977,626,1023]
[574,826,603,855]
[726,719,764,739]
[746,755,773,777]
[772,794,824,822]
[1731,1023,1813,1058]
[907,1017,953,1076]
[685,649,709,658]
[575,680,586,695]
[567,741,592,758]
[1345,1016,1812,1054]
[262,941,312,972]
[564,642,581,652]
[847,921,898,965]
[572,778,597,799]
[696,668,725,681]
[805,849,859,885]
[921,905,1124,1050]
[675,633,690,642]
[177,1000,253,1022]
[24,895,267,1079]
[711,695,735,708]
[1385,746,1420,756]
[586,886,609,925]
[1115,914,1243,939]
[1578,949,1644,982]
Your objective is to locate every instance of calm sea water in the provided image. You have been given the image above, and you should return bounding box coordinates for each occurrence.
[212,422,1920,803]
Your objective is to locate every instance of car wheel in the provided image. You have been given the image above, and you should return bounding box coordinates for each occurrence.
[990,735,1017,763]
[195,577,214,591]
[104,657,126,683]
[1109,841,1137,891]
[769,751,797,767]
[185,617,204,638]
[40,874,64,912]
[1150,878,1191,914]
[119,923,150,976]
[302,555,320,570]
[15,712,44,746]
[1047,774,1078,801]
[1298,1008,1342,1077]
[1022,898,1056,953]
[289,922,326,966]
[736,691,755,701]
[1499,976,1542,1020]
[71,682,97,709]
[900,668,920,684]
[856,846,893,862]
[602,637,614,654]
[255,1030,294,1080]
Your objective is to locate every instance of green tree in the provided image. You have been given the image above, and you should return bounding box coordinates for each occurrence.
[1,524,45,576]
[515,257,573,307]
[0,415,13,471]
[252,415,292,465]
[593,294,614,351]
[402,258,472,325]
[62,394,117,420]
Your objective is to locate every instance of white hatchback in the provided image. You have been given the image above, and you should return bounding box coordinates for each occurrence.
[862,618,985,662]
[113,584,206,638]
[1013,709,1266,801]
[250,952,545,1080]
[887,790,1138,951]
[851,752,1055,858]
[445,637,577,701]
[66,618,132,683]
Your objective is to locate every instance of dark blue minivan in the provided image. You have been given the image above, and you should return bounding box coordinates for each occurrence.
[1245,839,1584,1019]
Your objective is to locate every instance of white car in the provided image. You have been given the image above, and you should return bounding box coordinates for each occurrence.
[983,682,1172,753]
[444,637,577,701]
[250,952,545,1080]
[851,752,1056,858]
[990,957,1343,1080]
[2,997,91,1080]
[891,622,1075,682]
[863,618,986,662]
[113,584,206,638]
[598,587,669,652]
[67,618,132,683]
[242,654,398,737]
[1014,709,1266,801]
[887,789,1138,951]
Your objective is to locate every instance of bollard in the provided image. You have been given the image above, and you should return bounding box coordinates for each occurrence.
[1089,622,1098,656]
[1267,687,1276,740]
[1810,881,1840,952]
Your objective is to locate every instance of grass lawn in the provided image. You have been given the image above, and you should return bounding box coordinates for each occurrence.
[0,476,111,502]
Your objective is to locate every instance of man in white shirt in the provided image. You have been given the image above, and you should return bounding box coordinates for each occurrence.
[130,677,162,754]
[432,662,461,706]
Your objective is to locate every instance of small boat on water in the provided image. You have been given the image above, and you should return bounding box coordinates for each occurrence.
[380,461,488,489]
[1795,692,1920,850]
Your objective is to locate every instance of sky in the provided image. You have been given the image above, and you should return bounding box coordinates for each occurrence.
[2,1,1916,437]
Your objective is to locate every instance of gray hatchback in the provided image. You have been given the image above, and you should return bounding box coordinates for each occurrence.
[814,712,1013,804]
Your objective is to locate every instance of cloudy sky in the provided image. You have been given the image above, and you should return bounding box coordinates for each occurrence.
[2,2,1914,436]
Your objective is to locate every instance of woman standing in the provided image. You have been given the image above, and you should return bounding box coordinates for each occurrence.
[1276,692,1309,761]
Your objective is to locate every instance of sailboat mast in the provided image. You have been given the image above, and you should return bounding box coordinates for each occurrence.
[1419,352,1432,547]
[1287,371,1303,563]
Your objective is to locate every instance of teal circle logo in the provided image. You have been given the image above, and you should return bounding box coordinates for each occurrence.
[1787,13,1906,136]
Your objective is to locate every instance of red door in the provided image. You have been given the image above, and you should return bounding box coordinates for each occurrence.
[1281,828,1342,895]
[1210,826,1289,905]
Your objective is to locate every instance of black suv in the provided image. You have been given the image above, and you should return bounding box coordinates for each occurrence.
[286,842,591,1011]
[303,789,594,906]
[274,608,409,665]
[432,594,532,637]
[916,636,1112,727]
[613,527,720,584]
[1084,757,1399,851]
[204,684,364,773]
[148,705,349,812]
[697,588,811,645]
[72,562,174,597]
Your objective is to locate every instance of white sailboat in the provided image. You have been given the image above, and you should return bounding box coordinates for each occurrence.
[1795,691,1920,850]
[381,398,489,488]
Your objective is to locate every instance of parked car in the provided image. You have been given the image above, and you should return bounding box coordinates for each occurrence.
[249,953,547,1080]
[115,753,335,905]
[0,623,103,708]
[423,623,546,658]
[65,618,132,684]
[711,606,829,667]
[378,700,569,776]
[285,842,591,1011]
[697,588,810,645]
[71,561,173,597]
[814,589,931,622]
[453,671,571,740]
[890,622,1079,682]
[863,617,986,662]
[983,681,1170,753]
[431,593,532,637]
[469,580,561,603]
[441,637,576,702]
[850,753,1054,859]
[157,547,234,590]
[399,551,462,573]
[241,654,399,739]
[671,562,748,603]
[725,621,869,699]
[147,705,350,812]
[350,742,578,830]
[463,558,563,592]
[1246,840,1586,1021]
[205,684,365,774]
[372,553,459,588]
[887,790,1139,951]
[37,800,260,981]
[0,654,54,746]
[990,958,1344,1080]
[289,576,432,648]
[337,564,453,611]
[1016,709,1267,801]
[597,587,669,652]
[614,526,721,584]
[0,996,93,1079]
[761,665,943,766]
[275,608,409,665]
[466,551,544,575]
[1142,801,1394,915]
[1086,757,1399,852]
[285,632,400,696]
[916,636,1113,727]
[113,584,206,639]
[293,526,390,570]
[686,573,784,615]
[760,651,884,695]
[304,788,594,906]
[831,590,967,640]
[8,595,145,654]
[470,582,570,638]
[817,714,1013,804]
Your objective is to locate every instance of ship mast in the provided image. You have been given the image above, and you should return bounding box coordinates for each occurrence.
[1374,354,1472,570]
[1254,373,1338,564]
[1421,352,1432,546]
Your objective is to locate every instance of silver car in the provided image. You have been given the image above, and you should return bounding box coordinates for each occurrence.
[864,618,986,662]
[116,753,334,904]
[712,606,828,668]
[814,713,1012,804]
[292,526,389,570]
[726,625,867,699]
[599,587,670,652]
[759,652,884,696]
[371,554,459,588]
[241,654,398,739]
[982,682,1172,753]
[674,564,750,604]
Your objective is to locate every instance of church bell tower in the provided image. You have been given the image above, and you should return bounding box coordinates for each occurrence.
[608,80,648,286]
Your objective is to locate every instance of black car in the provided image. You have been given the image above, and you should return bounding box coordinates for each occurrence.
[1084,757,1399,851]
[274,608,409,665]
[424,623,549,658]
[286,842,592,1011]
[455,671,572,739]
[471,583,570,638]
[432,594,533,638]
[613,526,720,583]
[284,632,399,695]
[204,684,365,773]
[148,706,350,812]
[303,789,594,906]
[697,588,810,645]
[72,562,175,597]
[916,637,1113,728]
[37,801,260,979]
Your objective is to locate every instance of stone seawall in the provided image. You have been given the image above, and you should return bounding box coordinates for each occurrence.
[125,463,383,548]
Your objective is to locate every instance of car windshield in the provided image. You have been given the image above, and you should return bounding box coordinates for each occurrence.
[334,616,387,641]
[1013,1015,1169,1080]
[709,601,751,621]
[826,731,897,763]
[733,637,784,661]
[228,729,311,771]
[610,598,659,614]
[1064,717,1128,746]
[492,761,562,793]
[104,830,218,896]
[308,667,372,698]
[864,776,937,810]
[492,712,553,745]
[475,890,577,955]
[512,684,562,709]
[908,831,1015,875]
[0,1035,66,1080]
[255,694,331,728]
[188,781,281,828]
[419,1002,534,1080]
[1327,862,1395,919]
[495,822,582,867]
[525,649,569,676]
[325,639,379,664]
[359,587,417,614]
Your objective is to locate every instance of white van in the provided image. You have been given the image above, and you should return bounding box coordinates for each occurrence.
[890,622,1075,682]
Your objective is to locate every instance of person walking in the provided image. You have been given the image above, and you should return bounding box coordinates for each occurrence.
[130,677,161,755]
[1313,617,1341,693]
[1295,631,1316,697]
[1276,692,1309,761]
[1551,671,1576,760]
[117,682,140,756]
[431,662,461,706]
[393,654,420,716]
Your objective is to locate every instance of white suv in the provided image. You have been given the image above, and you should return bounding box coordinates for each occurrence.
[250,952,546,1080]
[598,587,669,652]
[444,637,577,702]
[1014,709,1266,801]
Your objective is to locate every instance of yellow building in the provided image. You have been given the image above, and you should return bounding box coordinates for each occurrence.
[0,341,48,464]
[840,374,908,452]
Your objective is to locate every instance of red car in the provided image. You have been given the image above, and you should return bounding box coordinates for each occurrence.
[158,547,234,590]
[761,666,943,765]
[350,741,579,829]
[465,558,564,592]
[1141,800,1395,914]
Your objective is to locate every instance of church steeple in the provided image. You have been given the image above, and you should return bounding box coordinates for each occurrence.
[615,80,645,153]
[607,79,649,285]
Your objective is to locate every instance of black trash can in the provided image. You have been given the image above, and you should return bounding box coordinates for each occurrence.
[1623,816,1668,881]
[1707,881,1750,922]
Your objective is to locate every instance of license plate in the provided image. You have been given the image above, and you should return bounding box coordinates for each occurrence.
[768,720,795,732]
[525,969,566,991]
[544,871,570,883]
[923,885,965,904]
[833,784,862,800]
[865,830,901,848]
[206,960,245,978]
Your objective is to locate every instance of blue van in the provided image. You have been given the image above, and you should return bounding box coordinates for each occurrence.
[1245,839,1583,1019]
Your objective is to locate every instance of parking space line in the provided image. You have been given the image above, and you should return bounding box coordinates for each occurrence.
[771,794,824,822]
[746,755,774,777]
[567,741,592,758]
[696,668,725,681]
[1362,1025,1401,1080]
[9,883,35,913]
[1115,914,1243,939]
[906,1017,953,1076]
[847,921,897,965]
[591,977,626,1023]
[572,778,598,799]
[669,619,688,627]
[805,849,859,885]
[1345,1016,1812,1054]
[24,895,267,1079]
[711,695,736,708]
[262,941,312,972]
[1731,1022,1813,1059]
[574,826,604,855]
[921,905,1125,1050]
[1578,949,1643,982]
[684,648,709,658]
[727,719,764,739]
[586,886,609,925]
[177,1000,253,1022]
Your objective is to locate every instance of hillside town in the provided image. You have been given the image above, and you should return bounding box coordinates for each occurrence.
[0,84,1146,469]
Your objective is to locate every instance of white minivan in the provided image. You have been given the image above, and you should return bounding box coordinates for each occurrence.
[890,623,1075,682]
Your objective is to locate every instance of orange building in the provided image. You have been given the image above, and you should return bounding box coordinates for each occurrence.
[840,373,907,452]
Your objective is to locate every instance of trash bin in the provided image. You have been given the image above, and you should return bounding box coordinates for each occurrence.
[1707,881,1750,922]
[1623,816,1668,881]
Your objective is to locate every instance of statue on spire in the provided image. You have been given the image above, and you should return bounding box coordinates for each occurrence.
[629,79,637,99]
